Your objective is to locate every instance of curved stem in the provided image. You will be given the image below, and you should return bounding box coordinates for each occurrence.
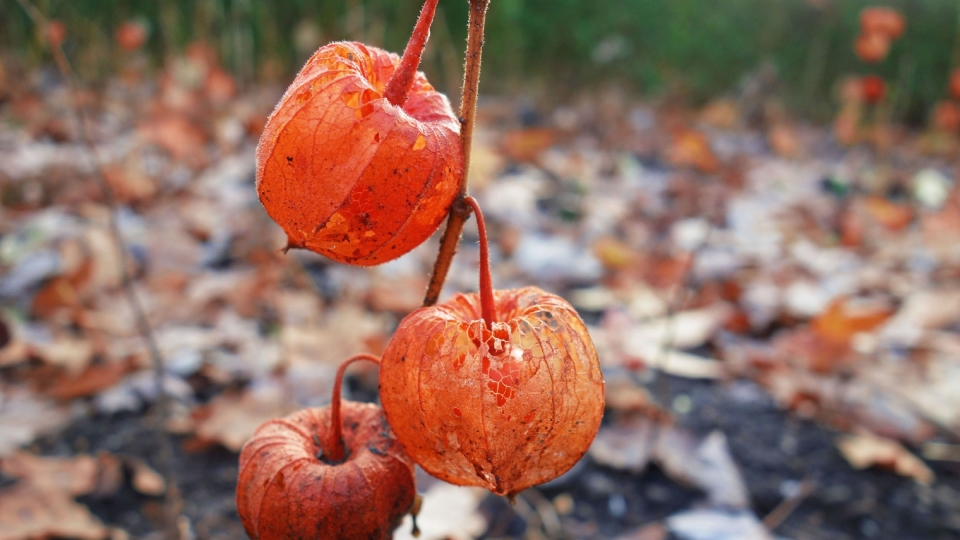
[327,353,381,463]
[463,197,496,326]
[423,0,491,307]
[383,0,440,107]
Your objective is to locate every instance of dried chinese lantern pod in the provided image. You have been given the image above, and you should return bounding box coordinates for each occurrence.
[380,286,605,497]
[860,75,886,105]
[860,7,905,40]
[256,0,462,266]
[949,68,960,101]
[237,356,416,539]
[854,31,890,64]
[381,198,603,497]
[115,20,148,52]
[933,101,960,132]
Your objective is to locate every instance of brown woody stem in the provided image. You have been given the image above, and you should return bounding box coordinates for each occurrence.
[463,197,496,326]
[383,0,440,107]
[423,0,490,307]
[327,353,381,463]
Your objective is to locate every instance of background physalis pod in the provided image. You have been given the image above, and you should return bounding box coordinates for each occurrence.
[255,0,463,266]
[236,356,417,540]
[379,286,605,497]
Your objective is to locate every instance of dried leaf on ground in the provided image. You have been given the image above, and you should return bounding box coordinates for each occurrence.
[811,297,893,346]
[501,128,556,162]
[654,430,751,509]
[190,382,295,452]
[667,130,719,174]
[837,430,934,485]
[124,456,165,496]
[616,522,668,540]
[0,482,108,540]
[0,389,72,457]
[1,452,99,496]
[44,359,137,401]
[589,416,750,509]
[589,415,658,473]
[667,509,772,540]
[393,482,487,540]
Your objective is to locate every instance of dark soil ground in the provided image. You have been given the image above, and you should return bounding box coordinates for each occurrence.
[27,376,960,540]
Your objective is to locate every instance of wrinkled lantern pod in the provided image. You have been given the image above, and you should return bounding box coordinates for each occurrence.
[933,101,960,133]
[860,7,905,40]
[949,68,960,101]
[256,0,462,266]
[115,20,148,51]
[237,354,417,540]
[379,197,605,497]
[45,20,67,48]
[860,75,886,105]
[854,31,890,64]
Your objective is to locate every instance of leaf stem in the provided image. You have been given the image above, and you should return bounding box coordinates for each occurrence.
[383,0,440,107]
[423,0,490,307]
[327,353,381,463]
[463,197,496,326]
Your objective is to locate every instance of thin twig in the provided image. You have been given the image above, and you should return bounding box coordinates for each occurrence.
[14,1,183,537]
[422,0,491,307]
[521,489,568,540]
[762,477,815,532]
[652,225,714,407]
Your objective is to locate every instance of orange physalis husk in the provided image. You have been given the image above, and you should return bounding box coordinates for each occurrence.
[256,0,462,266]
[860,75,886,105]
[236,355,416,540]
[949,68,960,101]
[854,32,890,64]
[933,101,960,132]
[45,21,67,48]
[860,7,905,41]
[379,198,604,497]
[115,20,148,52]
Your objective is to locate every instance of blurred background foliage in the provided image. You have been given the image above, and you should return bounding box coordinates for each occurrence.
[3,0,960,123]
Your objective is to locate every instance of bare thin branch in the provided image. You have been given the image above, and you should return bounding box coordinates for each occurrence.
[13,1,183,537]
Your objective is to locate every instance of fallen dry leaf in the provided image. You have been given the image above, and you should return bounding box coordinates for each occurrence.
[191,383,296,452]
[811,297,893,346]
[393,482,487,540]
[501,128,556,162]
[124,456,166,496]
[0,389,73,458]
[699,99,740,129]
[1,451,99,496]
[44,359,137,401]
[667,129,719,174]
[863,196,913,231]
[589,415,658,473]
[837,430,934,485]
[768,124,800,158]
[654,429,751,509]
[138,113,209,168]
[667,509,772,540]
[0,482,108,540]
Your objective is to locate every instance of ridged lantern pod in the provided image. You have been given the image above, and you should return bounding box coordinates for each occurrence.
[854,31,890,64]
[860,75,886,105]
[379,198,605,497]
[237,355,416,540]
[860,7,905,40]
[256,0,462,265]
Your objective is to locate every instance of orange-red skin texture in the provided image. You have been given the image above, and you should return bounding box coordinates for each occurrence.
[256,41,463,266]
[236,404,416,540]
[379,286,605,497]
